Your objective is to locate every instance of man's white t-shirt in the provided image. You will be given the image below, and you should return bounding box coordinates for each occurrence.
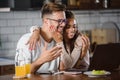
[15,33,59,73]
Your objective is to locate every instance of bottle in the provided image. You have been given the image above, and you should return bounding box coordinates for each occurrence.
[103,0,110,8]
[15,49,26,78]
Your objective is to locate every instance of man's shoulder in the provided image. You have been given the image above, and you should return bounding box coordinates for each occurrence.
[19,33,31,41]
[17,33,32,47]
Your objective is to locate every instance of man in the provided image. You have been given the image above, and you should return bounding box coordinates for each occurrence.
[15,3,66,74]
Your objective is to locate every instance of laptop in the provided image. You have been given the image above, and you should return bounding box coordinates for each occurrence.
[88,43,120,71]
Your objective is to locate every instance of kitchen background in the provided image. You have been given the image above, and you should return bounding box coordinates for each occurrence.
[0,0,120,60]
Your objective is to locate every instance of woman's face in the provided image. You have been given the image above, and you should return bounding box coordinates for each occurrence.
[65,19,77,39]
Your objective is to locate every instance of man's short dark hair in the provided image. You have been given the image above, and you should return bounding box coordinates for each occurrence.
[41,3,66,18]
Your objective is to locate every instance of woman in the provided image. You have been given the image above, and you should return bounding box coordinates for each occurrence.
[28,10,90,71]
[59,10,90,70]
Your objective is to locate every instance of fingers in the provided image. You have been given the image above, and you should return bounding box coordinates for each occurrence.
[50,46,62,53]
[26,31,41,50]
[52,48,62,59]
[41,46,62,63]
[26,38,34,51]
[28,39,37,50]
[49,46,62,59]
[81,35,90,48]
[32,40,37,50]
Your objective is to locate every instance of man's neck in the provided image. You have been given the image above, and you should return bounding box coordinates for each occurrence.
[40,28,53,43]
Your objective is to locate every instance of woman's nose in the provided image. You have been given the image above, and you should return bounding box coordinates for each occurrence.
[71,27,75,31]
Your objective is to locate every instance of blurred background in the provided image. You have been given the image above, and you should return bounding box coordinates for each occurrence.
[0,0,120,59]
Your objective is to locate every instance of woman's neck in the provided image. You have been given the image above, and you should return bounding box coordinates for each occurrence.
[64,38,71,47]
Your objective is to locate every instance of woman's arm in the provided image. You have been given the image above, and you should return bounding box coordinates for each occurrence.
[70,34,90,68]
[26,26,41,50]
[79,34,90,60]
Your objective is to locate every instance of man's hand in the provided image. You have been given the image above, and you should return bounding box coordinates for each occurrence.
[36,44,62,64]
[31,43,62,74]
[26,30,40,50]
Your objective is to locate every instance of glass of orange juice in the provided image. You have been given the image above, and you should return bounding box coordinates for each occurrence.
[15,49,31,78]
[25,60,31,77]
[15,60,26,78]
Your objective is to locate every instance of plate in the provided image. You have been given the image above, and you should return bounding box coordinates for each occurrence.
[63,71,82,75]
[84,71,111,77]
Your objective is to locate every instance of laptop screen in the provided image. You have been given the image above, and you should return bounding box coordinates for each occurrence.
[89,43,120,71]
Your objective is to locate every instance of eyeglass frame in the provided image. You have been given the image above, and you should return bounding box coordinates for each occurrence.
[47,18,67,24]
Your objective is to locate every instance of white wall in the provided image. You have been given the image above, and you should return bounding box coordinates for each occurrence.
[0,10,120,59]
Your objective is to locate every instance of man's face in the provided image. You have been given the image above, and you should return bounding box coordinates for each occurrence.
[48,11,66,34]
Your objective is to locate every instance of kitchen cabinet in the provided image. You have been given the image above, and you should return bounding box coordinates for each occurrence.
[110,0,120,9]
[1,0,120,11]
[0,65,15,75]
[62,0,94,10]
[91,29,117,44]
[62,0,120,10]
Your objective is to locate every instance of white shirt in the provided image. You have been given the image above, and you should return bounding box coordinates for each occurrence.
[15,33,59,73]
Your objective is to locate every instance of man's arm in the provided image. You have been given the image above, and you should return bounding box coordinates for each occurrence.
[31,46,62,74]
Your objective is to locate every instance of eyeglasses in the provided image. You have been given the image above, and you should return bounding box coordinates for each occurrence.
[47,18,67,24]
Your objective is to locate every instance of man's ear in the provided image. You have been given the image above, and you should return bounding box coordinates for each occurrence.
[44,18,48,24]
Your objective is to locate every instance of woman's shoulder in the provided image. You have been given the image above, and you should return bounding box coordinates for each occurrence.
[76,32,82,40]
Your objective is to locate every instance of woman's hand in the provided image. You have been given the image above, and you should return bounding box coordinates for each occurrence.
[80,34,90,59]
[52,31,63,43]
[26,30,40,50]
[49,25,63,43]
[75,34,90,59]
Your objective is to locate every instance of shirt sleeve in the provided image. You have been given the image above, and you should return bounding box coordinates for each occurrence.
[30,25,40,33]
[61,35,90,69]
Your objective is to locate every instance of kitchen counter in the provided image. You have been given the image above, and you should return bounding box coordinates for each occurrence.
[0,58,15,75]
[0,58,14,65]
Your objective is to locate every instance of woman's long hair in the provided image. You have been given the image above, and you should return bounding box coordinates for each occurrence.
[63,27,79,54]
[63,10,80,54]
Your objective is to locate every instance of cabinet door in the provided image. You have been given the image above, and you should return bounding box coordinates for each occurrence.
[110,0,120,9]
[0,65,15,75]
[62,0,120,10]
[79,0,92,9]
[62,0,94,10]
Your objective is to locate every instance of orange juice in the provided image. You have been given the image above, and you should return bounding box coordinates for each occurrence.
[15,65,26,77]
[25,63,31,74]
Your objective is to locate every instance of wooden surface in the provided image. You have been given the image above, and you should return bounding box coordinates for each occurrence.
[0,71,119,80]
[0,58,15,75]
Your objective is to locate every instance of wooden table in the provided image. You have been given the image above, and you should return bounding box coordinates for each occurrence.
[0,71,119,80]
